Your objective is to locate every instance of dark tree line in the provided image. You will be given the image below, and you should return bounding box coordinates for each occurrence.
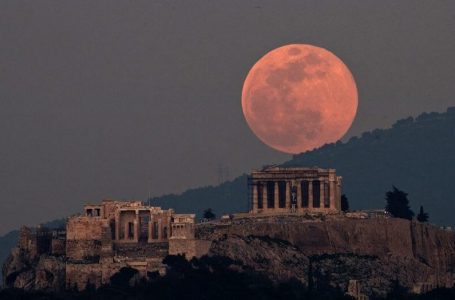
[385,186,429,222]
[202,208,216,220]
[340,187,429,223]
[341,194,349,212]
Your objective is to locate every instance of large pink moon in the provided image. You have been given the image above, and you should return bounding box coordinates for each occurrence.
[241,44,358,154]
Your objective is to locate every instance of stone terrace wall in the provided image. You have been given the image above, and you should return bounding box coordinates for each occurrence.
[66,240,102,262]
[66,217,109,240]
[169,239,212,258]
[51,239,66,256]
[66,217,112,261]
[66,259,128,290]
[66,263,102,290]
[114,242,168,258]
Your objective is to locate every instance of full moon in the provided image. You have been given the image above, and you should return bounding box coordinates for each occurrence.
[241,44,358,154]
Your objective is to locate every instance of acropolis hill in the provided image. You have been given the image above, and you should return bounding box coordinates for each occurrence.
[3,167,455,298]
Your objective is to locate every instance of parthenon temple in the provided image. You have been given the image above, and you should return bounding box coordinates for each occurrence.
[249,166,342,214]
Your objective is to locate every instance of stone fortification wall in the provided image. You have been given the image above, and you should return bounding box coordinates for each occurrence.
[65,257,164,290]
[66,240,101,262]
[65,259,126,290]
[114,242,168,258]
[66,263,103,290]
[6,213,455,296]
[66,216,112,261]
[51,239,66,256]
[169,239,212,258]
[66,217,109,240]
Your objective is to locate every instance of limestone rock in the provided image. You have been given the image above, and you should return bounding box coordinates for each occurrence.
[2,247,65,291]
[198,217,455,297]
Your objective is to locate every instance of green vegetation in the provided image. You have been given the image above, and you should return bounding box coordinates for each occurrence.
[417,206,429,223]
[202,208,216,220]
[341,194,349,212]
[385,186,414,220]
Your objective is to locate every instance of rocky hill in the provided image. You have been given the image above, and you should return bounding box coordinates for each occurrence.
[152,107,455,229]
[3,215,455,298]
[1,107,455,289]
[0,219,64,285]
[0,231,18,286]
[198,215,455,297]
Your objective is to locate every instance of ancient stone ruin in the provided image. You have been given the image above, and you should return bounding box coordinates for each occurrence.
[3,167,455,297]
[5,199,211,291]
[249,166,342,214]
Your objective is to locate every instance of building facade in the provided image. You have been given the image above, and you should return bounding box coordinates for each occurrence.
[62,199,208,289]
[249,166,342,214]
[82,199,190,244]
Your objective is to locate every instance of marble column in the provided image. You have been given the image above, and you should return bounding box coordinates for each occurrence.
[296,181,302,209]
[308,180,313,208]
[319,180,325,208]
[157,218,162,241]
[274,182,279,209]
[285,181,291,209]
[124,222,129,240]
[329,181,335,210]
[115,211,120,241]
[147,211,153,242]
[336,180,342,210]
[252,183,258,213]
[150,215,155,241]
[262,182,268,211]
[166,215,172,239]
[147,220,153,242]
[133,210,139,242]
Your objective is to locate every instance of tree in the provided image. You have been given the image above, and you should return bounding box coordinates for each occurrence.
[417,205,429,222]
[341,194,349,212]
[203,208,216,220]
[385,186,414,220]
[386,280,410,300]
[110,267,139,287]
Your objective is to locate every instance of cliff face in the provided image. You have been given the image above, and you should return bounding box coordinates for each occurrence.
[2,247,65,291]
[199,217,455,262]
[198,217,455,296]
[3,216,455,297]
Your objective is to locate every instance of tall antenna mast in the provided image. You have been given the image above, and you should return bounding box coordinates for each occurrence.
[148,179,152,206]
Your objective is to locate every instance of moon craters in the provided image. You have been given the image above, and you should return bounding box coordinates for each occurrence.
[242,44,358,154]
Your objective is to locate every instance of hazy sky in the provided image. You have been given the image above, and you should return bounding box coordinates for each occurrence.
[1,1,455,235]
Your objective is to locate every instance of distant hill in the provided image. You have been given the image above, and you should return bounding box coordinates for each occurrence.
[2,107,455,285]
[152,107,455,228]
[151,174,250,218]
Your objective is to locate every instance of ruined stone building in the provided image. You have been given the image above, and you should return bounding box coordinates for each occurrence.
[17,225,66,260]
[249,167,342,214]
[10,199,210,290]
[6,167,454,297]
[66,199,212,289]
